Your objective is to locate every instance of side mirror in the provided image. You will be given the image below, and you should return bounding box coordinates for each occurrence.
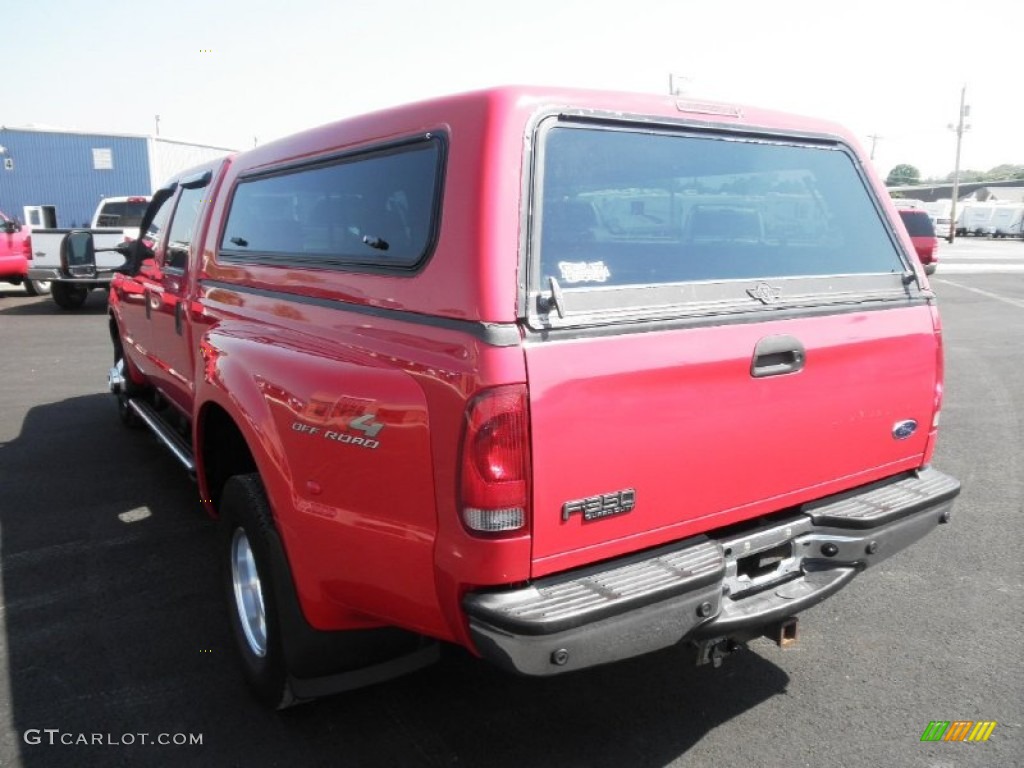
[60,231,98,278]
[1,220,18,235]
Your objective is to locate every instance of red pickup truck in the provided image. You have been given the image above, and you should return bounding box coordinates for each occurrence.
[0,211,50,296]
[66,86,959,708]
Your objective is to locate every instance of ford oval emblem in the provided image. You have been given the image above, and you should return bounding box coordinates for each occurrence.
[892,419,918,440]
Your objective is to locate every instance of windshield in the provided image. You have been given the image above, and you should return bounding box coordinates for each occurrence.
[535,125,904,294]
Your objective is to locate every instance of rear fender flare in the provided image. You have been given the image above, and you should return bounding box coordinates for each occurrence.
[192,333,293,518]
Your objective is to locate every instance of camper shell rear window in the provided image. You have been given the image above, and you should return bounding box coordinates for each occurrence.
[530,119,910,323]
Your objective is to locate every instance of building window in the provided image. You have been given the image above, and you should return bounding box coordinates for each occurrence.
[92,148,113,170]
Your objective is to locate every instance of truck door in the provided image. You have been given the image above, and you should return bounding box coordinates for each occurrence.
[141,183,208,413]
[116,193,173,383]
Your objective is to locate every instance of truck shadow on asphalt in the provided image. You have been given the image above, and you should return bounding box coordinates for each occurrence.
[1,394,790,768]
[0,289,108,315]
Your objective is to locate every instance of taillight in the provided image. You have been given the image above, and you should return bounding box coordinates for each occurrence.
[930,303,944,422]
[459,385,530,535]
[923,303,944,465]
[23,235,32,260]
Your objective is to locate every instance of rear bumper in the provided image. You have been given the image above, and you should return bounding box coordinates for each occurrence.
[27,267,60,280]
[28,266,110,285]
[464,467,959,676]
[0,255,28,280]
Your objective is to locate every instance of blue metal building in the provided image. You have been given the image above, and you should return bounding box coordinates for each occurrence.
[0,127,233,228]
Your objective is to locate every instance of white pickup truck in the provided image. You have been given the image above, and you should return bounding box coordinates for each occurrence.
[29,195,151,309]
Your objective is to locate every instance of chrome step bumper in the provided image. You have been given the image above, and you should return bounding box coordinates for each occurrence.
[464,468,959,676]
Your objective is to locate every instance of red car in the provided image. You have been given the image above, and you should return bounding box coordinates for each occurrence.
[0,211,50,295]
[898,208,939,275]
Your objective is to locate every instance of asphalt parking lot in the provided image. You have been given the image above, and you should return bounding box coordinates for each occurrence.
[0,239,1021,768]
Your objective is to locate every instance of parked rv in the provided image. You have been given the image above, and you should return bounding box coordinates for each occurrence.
[990,204,1024,238]
[957,203,996,237]
[921,199,953,233]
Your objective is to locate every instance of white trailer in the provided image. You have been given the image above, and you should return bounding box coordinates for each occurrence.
[990,204,1024,238]
[922,199,953,231]
[958,203,997,236]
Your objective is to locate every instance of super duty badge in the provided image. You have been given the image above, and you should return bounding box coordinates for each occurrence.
[562,489,636,522]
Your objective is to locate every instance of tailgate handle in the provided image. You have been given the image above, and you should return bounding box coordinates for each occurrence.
[751,335,805,378]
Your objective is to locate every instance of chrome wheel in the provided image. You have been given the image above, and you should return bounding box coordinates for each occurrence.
[231,528,267,657]
[26,279,51,296]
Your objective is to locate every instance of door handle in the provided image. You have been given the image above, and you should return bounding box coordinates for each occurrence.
[175,302,184,335]
[751,335,805,378]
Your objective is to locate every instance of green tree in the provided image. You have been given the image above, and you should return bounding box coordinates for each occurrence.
[983,164,1024,180]
[886,164,921,186]
[945,169,985,183]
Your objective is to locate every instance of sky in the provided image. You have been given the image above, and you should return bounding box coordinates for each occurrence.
[3,0,1023,181]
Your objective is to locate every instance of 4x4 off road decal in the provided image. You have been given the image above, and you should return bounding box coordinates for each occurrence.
[291,413,384,450]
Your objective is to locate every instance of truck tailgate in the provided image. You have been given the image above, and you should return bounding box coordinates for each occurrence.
[524,306,938,576]
[31,228,129,271]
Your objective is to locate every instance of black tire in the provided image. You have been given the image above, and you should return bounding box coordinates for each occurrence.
[112,356,144,428]
[51,282,88,309]
[24,279,51,296]
[219,474,297,709]
[217,473,434,708]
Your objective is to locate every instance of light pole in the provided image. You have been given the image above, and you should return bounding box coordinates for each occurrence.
[868,133,883,161]
[947,86,970,242]
[668,73,692,96]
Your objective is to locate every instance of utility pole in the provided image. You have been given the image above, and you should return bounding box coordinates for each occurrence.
[947,85,970,242]
[668,73,692,96]
[868,134,883,161]
[155,115,161,136]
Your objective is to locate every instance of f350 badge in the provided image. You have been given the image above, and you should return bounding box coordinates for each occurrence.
[562,489,636,522]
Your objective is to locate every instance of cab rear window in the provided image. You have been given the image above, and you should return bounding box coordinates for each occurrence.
[96,201,148,228]
[534,124,905,293]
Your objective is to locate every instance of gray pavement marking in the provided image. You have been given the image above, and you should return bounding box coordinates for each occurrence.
[935,278,1024,309]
